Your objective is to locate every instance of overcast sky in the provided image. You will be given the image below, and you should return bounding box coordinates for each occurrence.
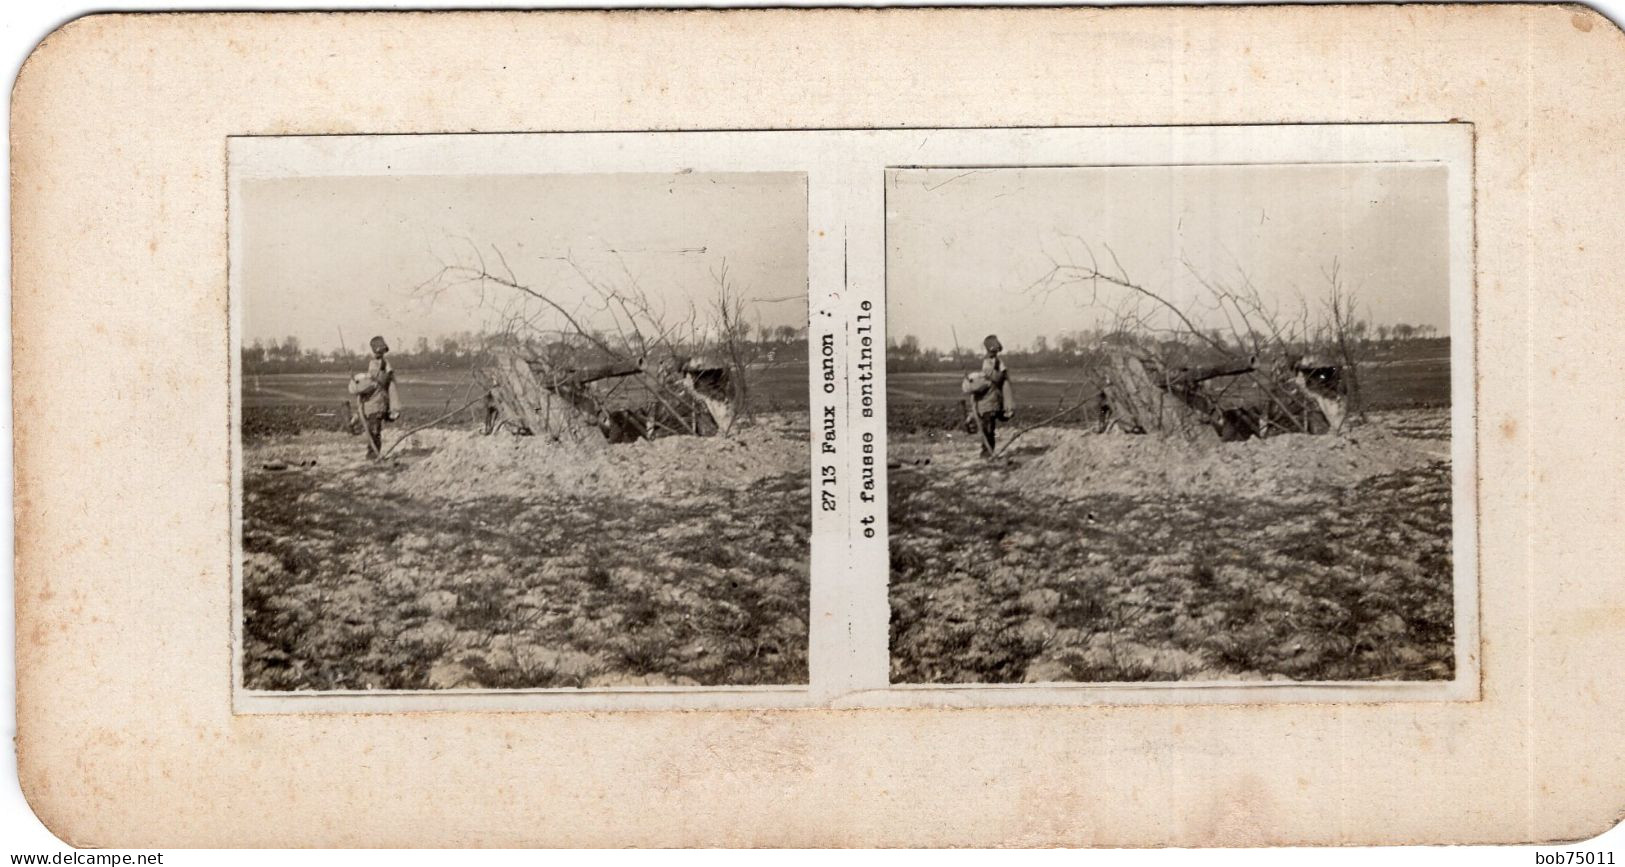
[240,172,808,352]
[886,163,1452,352]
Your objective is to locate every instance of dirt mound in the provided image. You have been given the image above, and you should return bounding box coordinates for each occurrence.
[1011,424,1445,501]
[393,422,807,503]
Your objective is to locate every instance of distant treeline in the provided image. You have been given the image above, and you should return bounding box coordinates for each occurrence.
[242,329,811,375]
[886,330,1448,373]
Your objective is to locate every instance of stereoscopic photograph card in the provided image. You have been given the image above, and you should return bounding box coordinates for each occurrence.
[13,6,1625,848]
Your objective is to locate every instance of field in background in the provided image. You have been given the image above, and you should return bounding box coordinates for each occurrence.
[241,363,810,440]
[244,363,811,408]
[243,369,476,409]
[887,339,1450,433]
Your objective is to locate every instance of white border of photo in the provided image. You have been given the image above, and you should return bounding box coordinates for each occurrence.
[229,123,1476,713]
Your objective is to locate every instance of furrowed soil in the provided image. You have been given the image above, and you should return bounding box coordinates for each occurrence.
[241,416,810,690]
[888,409,1454,684]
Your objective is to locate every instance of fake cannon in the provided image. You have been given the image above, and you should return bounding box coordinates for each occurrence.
[477,345,737,445]
[1096,350,1347,442]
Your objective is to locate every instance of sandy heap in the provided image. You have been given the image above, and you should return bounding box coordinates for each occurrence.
[1010,424,1447,501]
[392,424,808,503]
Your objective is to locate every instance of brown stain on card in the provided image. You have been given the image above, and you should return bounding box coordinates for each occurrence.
[1570,606,1625,637]
[1191,773,1277,846]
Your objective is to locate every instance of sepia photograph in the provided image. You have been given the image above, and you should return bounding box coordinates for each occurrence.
[886,162,1462,685]
[234,167,812,692]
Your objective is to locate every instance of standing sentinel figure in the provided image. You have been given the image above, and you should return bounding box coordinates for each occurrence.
[348,335,401,460]
[960,334,1014,457]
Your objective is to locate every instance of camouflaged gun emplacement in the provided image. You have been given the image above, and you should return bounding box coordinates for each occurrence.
[1096,350,1348,442]
[478,345,737,445]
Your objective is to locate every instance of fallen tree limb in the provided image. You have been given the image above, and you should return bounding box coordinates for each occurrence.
[380,396,486,460]
[992,396,1097,459]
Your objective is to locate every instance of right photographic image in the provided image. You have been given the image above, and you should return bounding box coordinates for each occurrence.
[885,162,1459,685]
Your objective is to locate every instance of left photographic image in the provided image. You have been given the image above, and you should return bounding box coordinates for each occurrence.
[234,169,811,691]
